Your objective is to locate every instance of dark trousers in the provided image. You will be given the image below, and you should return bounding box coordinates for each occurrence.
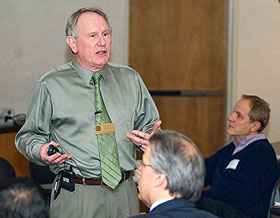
[195,197,251,218]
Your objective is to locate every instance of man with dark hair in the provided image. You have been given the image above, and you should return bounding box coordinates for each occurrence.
[15,6,160,218]
[0,178,49,218]
[0,157,16,188]
[129,130,218,218]
[196,94,280,218]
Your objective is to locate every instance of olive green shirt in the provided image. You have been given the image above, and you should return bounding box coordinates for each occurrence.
[15,59,159,178]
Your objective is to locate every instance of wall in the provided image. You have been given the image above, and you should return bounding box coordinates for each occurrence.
[1,0,280,144]
[0,0,129,114]
[231,0,280,144]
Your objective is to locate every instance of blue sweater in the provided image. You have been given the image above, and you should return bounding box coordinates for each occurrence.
[203,139,280,218]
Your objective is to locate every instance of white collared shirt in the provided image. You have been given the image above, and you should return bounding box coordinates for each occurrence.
[150,198,174,211]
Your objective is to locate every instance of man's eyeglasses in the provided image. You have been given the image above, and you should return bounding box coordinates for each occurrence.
[141,162,152,168]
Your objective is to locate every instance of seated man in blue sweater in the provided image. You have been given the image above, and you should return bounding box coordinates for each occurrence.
[196,94,280,218]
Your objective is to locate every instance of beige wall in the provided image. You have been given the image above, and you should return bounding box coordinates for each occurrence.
[231,0,280,144]
[1,0,280,144]
[0,0,129,114]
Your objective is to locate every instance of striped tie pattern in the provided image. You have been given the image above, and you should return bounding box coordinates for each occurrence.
[93,72,122,189]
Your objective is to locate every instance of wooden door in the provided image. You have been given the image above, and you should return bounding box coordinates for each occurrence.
[130,0,228,158]
[0,132,30,177]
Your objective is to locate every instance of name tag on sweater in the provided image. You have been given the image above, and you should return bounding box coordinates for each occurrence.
[226,159,240,170]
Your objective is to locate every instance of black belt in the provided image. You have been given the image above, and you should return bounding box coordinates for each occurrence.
[74,171,132,186]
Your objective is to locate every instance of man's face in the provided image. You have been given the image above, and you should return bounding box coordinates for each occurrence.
[67,12,111,71]
[227,99,257,143]
[136,146,154,207]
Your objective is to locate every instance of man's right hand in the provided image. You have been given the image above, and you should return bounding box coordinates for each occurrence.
[39,141,72,165]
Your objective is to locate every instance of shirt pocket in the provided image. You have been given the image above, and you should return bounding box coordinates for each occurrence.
[116,110,134,137]
[115,110,135,157]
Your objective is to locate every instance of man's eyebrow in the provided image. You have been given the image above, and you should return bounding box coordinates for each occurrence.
[87,29,111,35]
[103,29,111,33]
[236,111,243,117]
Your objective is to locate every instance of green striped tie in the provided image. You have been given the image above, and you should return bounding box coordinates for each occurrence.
[93,72,122,189]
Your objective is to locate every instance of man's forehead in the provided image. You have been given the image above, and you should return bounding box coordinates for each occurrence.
[234,99,251,114]
[78,12,108,25]
[75,12,109,36]
[236,99,251,107]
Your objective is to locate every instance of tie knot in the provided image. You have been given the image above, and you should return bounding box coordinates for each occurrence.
[93,72,102,84]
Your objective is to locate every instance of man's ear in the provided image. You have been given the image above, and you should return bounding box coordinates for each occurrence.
[153,172,167,188]
[251,121,261,132]
[66,36,77,53]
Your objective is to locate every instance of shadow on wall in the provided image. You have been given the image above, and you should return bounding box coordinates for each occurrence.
[64,46,74,63]
[272,141,280,159]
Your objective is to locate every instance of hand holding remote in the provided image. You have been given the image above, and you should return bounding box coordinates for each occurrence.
[47,144,58,156]
[39,142,71,165]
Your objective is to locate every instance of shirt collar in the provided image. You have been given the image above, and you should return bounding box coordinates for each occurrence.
[150,198,173,211]
[233,133,266,147]
[72,59,109,87]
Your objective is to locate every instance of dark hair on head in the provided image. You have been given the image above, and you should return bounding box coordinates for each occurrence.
[241,94,270,132]
[0,157,16,189]
[0,177,49,218]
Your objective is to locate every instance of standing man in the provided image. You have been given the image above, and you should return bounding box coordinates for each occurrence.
[15,7,160,218]
[129,130,218,218]
[196,94,280,218]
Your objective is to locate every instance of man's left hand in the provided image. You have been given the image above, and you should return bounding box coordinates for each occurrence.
[126,120,162,152]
